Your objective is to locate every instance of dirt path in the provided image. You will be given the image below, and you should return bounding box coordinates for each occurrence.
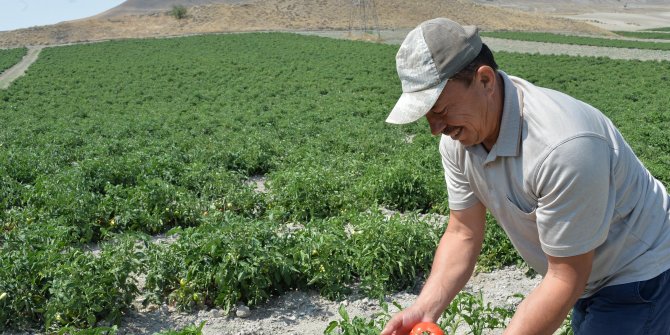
[297,29,670,62]
[483,37,670,61]
[0,46,43,89]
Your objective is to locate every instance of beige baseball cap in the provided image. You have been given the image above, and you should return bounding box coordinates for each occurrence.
[386,18,482,124]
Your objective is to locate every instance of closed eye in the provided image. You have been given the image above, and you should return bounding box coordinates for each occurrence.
[430,105,446,115]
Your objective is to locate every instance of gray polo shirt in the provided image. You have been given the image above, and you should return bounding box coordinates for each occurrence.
[440,71,670,297]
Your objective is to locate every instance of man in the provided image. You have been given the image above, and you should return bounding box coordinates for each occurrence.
[380,18,670,335]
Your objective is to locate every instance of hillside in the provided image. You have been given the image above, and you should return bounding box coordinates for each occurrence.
[475,0,670,13]
[92,0,252,18]
[0,0,610,48]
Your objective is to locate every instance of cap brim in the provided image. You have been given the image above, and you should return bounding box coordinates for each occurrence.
[386,79,448,124]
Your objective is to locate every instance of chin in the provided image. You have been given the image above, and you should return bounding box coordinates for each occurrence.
[461,138,482,147]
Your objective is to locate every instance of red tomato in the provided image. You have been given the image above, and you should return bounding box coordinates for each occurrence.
[409,321,445,335]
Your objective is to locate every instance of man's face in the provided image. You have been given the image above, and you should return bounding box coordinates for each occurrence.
[425,70,498,148]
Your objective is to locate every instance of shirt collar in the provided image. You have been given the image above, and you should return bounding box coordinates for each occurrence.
[496,70,523,157]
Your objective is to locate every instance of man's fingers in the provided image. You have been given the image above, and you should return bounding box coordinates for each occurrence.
[380,314,402,335]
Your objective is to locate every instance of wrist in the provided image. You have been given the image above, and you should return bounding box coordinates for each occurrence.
[414,293,449,321]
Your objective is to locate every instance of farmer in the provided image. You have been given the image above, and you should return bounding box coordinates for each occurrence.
[380,18,670,335]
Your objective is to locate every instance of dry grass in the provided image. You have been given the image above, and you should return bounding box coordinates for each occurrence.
[0,0,610,48]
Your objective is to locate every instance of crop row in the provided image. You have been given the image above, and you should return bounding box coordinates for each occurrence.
[0,210,440,330]
[481,31,670,50]
[0,33,449,245]
[1,207,524,331]
[646,27,670,32]
[0,47,26,73]
[614,30,670,40]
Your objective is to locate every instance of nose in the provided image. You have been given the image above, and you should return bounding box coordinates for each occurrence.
[426,114,445,136]
[429,124,443,136]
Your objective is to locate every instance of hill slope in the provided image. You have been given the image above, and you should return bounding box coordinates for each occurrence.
[0,0,609,48]
[93,0,252,18]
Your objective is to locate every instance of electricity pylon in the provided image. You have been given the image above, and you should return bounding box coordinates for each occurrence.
[348,0,381,40]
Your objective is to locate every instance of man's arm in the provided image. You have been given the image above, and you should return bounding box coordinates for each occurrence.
[504,250,594,335]
[381,201,487,335]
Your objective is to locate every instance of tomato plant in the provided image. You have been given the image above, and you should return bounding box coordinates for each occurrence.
[0,47,26,73]
[410,321,445,335]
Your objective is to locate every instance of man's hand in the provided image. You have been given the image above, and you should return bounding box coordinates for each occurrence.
[381,202,487,335]
[380,304,434,335]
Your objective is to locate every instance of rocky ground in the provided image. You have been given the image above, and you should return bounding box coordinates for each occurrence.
[114,266,540,335]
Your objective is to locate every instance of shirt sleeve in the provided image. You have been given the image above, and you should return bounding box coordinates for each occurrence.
[439,136,479,210]
[534,135,615,257]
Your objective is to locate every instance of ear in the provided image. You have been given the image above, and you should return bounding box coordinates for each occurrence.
[475,66,496,93]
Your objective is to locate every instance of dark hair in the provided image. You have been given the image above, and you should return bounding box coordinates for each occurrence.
[450,43,498,86]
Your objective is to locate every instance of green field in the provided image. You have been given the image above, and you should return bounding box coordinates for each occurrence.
[646,27,670,32]
[481,31,670,50]
[1,32,669,333]
[614,30,670,40]
[0,47,27,73]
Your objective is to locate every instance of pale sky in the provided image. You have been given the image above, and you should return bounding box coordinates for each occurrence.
[0,0,127,32]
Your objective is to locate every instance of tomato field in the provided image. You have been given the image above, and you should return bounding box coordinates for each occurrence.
[1,33,669,333]
[0,47,27,73]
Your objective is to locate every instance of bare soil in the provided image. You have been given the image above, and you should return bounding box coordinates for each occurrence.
[472,0,670,31]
